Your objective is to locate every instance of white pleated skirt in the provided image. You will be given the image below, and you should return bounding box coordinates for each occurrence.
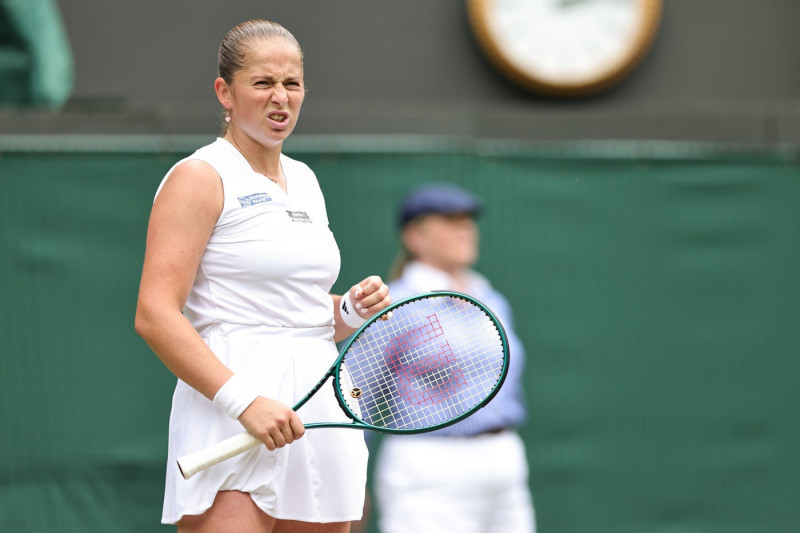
[161,325,368,524]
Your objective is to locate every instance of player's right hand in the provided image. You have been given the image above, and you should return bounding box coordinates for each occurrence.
[237,396,305,450]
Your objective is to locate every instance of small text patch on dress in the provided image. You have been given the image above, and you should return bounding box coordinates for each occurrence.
[287,210,312,223]
[238,192,272,207]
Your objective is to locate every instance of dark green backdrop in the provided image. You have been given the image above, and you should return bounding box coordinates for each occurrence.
[1,136,798,532]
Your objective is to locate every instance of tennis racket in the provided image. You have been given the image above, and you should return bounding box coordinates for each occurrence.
[177,291,509,479]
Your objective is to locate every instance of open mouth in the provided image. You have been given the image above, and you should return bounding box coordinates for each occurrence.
[268,113,288,123]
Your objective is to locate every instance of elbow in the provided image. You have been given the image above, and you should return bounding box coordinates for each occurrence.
[134,312,147,340]
[134,300,156,342]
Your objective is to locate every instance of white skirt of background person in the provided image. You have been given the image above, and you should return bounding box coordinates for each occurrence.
[156,138,367,524]
[375,432,536,533]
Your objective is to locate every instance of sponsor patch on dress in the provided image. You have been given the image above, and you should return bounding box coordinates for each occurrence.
[238,192,272,207]
[287,210,312,223]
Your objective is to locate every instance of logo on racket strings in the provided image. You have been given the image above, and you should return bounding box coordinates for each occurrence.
[385,313,466,406]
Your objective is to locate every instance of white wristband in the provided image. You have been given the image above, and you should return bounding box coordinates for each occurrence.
[339,292,368,329]
[212,375,261,420]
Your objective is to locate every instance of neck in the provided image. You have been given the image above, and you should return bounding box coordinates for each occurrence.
[417,260,471,291]
[225,130,283,178]
[449,269,471,293]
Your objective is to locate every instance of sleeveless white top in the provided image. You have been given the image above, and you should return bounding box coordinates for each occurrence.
[157,137,340,336]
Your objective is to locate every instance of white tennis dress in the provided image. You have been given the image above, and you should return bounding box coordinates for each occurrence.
[156,138,367,524]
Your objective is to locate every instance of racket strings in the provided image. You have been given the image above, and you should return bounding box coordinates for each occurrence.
[340,296,505,430]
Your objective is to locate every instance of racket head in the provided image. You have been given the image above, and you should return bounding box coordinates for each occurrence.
[333,291,509,434]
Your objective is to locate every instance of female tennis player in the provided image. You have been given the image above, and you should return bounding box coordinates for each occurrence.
[135,19,390,532]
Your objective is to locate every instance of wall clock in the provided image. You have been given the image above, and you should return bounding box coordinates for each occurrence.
[467,0,662,97]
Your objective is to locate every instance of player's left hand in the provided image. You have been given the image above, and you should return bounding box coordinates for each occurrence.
[350,275,391,320]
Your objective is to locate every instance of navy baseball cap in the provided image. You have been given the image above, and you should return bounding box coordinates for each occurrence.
[398,183,483,227]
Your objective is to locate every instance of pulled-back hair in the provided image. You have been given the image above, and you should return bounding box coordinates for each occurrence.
[218,19,303,84]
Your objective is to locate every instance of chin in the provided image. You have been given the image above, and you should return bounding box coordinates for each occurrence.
[462,251,478,265]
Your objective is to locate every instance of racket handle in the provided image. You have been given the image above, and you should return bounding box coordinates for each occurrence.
[177,431,261,480]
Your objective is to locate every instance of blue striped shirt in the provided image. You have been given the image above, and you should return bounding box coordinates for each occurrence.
[385,261,528,437]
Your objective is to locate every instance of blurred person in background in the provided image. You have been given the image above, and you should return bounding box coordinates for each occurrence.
[371,183,536,533]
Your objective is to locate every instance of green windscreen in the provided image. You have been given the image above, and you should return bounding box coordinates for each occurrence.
[1,136,798,532]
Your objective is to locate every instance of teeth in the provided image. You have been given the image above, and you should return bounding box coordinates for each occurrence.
[269,114,285,121]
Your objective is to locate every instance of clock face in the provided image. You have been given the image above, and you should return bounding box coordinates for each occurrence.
[468,0,662,97]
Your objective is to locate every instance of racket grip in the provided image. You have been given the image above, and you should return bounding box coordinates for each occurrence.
[177,431,261,480]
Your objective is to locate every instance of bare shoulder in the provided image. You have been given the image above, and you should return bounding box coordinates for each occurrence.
[155,159,223,219]
[159,159,222,198]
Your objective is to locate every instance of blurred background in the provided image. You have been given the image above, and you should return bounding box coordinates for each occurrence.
[1,1,799,532]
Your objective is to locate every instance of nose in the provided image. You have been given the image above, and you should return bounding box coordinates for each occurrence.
[272,83,288,105]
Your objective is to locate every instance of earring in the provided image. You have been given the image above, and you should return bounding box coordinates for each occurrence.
[225,109,231,123]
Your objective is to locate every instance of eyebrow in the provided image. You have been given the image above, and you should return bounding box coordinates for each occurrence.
[249,74,302,83]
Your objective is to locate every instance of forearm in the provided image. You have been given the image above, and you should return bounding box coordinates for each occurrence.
[136,303,301,445]
[135,304,231,401]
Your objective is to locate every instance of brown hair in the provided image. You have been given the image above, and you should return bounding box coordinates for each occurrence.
[217,19,304,132]
[388,217,425,281]
[388,247,412,282]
